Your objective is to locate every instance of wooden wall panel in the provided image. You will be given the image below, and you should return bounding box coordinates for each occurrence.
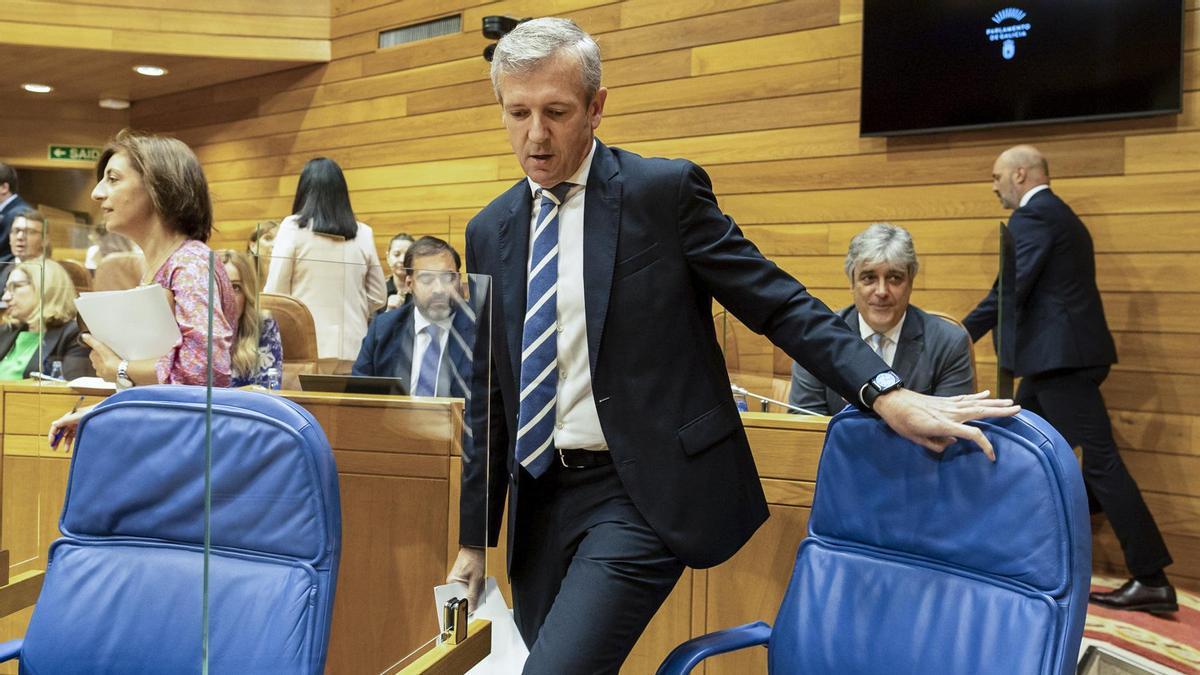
[4,0,329,60]
[133,0,1200,600]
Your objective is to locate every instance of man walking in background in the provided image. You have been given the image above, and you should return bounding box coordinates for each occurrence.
[964,144,1175,614]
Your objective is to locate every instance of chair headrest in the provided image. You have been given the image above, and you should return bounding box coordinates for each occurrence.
[809,410,1088,595]
[62,386,341,567]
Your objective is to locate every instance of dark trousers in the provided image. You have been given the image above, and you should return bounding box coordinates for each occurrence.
[511,458,684,675]
[1016,366,1172,577]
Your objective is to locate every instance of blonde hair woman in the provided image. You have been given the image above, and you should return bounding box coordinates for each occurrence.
[221,249,282,388]
[0,260,93,380]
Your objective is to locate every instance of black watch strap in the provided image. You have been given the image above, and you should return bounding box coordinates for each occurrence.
[861,370,904,409]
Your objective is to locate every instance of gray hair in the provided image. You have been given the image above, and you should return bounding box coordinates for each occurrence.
[844,223,920,281]
[489,17,602,102]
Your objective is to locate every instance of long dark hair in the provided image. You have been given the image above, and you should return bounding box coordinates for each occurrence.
[291,157,357,240]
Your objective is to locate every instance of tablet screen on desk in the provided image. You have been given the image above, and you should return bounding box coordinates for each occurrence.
[298,374,409,396]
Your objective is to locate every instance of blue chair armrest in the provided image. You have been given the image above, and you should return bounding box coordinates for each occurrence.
[0,639,22,662]
[655,621,772,675]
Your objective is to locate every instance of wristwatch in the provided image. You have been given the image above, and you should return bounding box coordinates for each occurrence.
[861,370,904,409]
[116,360,133,390]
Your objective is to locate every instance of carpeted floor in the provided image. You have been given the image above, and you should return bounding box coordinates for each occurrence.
[1086,575,1200,674]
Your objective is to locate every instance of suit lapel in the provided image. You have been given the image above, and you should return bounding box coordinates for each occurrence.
[891,310,924,381]
[497,182,534,382]
[582,142,621,375]
[396,308,416,385]
[0,328,18,367]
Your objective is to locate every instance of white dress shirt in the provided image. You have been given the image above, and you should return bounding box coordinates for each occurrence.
[0,194,16,213]
[858,312,905,368]
[410,307,452,394]
[525,139,609,451]
[1019,184,1050,208]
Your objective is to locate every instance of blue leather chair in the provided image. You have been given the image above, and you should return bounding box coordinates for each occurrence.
[658,409,1090,675]
[0,386,342,674]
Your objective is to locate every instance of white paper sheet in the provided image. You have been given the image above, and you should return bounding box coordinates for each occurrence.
[74,284,181,361]
[433,577,528,674]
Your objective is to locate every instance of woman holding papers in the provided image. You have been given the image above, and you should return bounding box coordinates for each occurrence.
[0,260,93,380]
[49,130,239,448]
[263,157,386,374]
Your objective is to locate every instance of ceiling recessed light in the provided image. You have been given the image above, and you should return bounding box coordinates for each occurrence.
[99,98,131,110]
[21,83,53,94]
[133,65,168,77]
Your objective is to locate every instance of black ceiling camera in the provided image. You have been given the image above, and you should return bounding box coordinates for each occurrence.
[482,16,529,62]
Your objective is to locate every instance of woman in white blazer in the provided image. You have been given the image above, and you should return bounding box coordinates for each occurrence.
[264,157,386,374]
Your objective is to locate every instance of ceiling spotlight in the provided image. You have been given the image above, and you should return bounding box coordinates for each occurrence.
[133,65,168,77]
[99,98,131,110]
[21,83,54,94]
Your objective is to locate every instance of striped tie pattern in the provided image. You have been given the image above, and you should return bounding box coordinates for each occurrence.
[515,183,571,478]
[415,323,442,396]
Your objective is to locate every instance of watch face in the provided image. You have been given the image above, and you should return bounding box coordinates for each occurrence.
[873,371,902,390]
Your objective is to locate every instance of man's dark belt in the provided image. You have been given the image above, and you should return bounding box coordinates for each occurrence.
[558,448,613,469]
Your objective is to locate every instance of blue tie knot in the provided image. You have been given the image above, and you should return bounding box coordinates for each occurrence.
[538,182,573,207]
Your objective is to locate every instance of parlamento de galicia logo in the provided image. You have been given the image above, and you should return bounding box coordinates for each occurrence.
[986,7,1031,60]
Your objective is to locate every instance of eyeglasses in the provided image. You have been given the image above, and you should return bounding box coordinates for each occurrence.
[411,271,460,287]
[10,227,43,237]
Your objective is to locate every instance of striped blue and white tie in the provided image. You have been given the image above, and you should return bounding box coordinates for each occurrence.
[414,323,442,396]
[515,183,571,478]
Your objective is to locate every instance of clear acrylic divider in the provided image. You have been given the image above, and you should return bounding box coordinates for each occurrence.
[246,226,495,673]
[0,257,55,675]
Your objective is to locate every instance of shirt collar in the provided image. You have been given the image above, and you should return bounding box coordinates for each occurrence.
[858,311,906,345]
[413,306,452,335]
[0,194,16,212]
[1019,184,1050,208]
[526,138,596,199]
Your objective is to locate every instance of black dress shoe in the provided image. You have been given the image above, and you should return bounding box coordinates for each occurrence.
[1089,579,1178,614]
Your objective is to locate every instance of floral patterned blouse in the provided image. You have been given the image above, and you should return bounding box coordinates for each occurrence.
[152,240,237,387]
[231,316,284,389]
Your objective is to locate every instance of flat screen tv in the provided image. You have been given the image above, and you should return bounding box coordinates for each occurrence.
[859,1,1184,136]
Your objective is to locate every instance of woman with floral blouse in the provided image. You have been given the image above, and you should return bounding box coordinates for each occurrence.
[47,129,237,449]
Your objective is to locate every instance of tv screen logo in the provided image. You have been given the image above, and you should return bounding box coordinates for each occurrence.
[986,7,1032,60]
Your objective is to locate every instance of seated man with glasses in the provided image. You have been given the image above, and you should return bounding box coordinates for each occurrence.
[0,209,51,290]
[352,236,472,397]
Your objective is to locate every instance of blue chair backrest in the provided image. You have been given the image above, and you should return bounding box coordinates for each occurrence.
[769,410,1090,675]
[20,386,342,674]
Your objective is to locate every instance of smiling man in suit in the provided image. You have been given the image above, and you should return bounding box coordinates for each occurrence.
[965,145,1175,613]
[450,18,1019,673]
[790,223,975,414]
[352,236,471,397]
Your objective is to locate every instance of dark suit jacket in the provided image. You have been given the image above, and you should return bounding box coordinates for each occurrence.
[963,189,1116,377]
[789,305,975,415]
[0,195,31,262]
[351,302,470,397]
[460,140,886,570]
[0,321,94,380]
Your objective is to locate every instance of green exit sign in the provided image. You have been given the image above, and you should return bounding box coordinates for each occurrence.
[48,145,102,162]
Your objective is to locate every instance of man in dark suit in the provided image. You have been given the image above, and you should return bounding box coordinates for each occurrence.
[0,162,31,262]
[791,223,975,414]
[451,18,1019,673]
[964,145,1175,613]
[352,236,472,398]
